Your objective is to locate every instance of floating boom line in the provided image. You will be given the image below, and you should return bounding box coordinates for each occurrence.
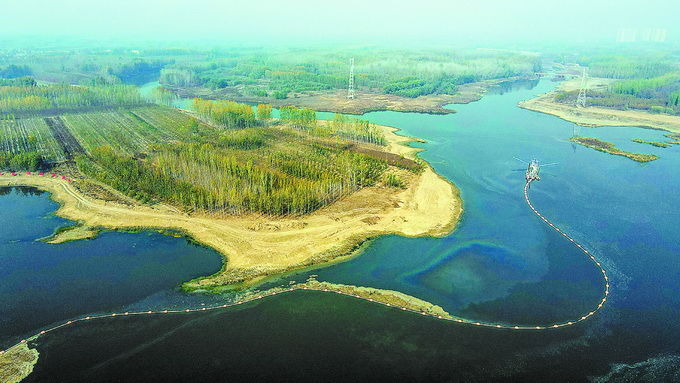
[0,177,613,358]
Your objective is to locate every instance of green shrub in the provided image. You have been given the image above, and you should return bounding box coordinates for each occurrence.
[384,173,405,188]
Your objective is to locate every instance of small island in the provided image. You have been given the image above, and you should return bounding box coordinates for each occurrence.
[0,344,38,383]
[665,134,680,144]
[570,136,658,162]
[631,138,670,148]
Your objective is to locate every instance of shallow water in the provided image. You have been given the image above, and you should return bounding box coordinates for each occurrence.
[7,78,680,381]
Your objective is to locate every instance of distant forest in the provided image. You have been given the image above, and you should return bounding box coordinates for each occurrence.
[0,46,541,100]
[157,48,541,99]
[554,50,680,115]
[0,65,401,215]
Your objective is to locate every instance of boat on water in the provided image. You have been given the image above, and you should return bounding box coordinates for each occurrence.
[525,159,540,182]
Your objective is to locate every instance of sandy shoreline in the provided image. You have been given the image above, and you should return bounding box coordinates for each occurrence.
[0,124,462,290]
[519,78,680,134]
[291,279,452,318]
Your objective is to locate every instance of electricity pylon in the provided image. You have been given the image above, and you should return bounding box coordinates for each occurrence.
[347,58,355,99]
[575,67,588,108]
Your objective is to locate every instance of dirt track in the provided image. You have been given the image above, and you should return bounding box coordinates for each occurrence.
[0,124,462,289]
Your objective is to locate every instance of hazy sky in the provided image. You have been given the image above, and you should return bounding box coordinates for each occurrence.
[0,0,678,45]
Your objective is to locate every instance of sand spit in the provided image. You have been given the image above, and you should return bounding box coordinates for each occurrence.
[519,78,680,134]
[291,279,452,318]
[1,124,462,290]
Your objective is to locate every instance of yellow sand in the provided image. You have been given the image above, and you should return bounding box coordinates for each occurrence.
[519,77,680,134]
[294,279,452,318]
[0,125,462,288]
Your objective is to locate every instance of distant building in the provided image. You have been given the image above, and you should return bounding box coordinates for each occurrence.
[617,28,667,43]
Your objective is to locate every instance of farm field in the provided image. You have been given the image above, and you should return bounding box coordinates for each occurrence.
[61,108,184,155]
[0,117,65,161]
[0,105,207,166]
[0,98,402,216]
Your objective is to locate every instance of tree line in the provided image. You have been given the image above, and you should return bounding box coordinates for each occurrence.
[0,65,32,79]
[149,86,179,106]
[78,141,387,216]
[330,114,386,145]
[279,106,385,145]
[609,73,680,97]
[154,48,540,99]
[0,83,145,114]
[193,98,266,129]
[0,151,45,171]
[279,106,317,129]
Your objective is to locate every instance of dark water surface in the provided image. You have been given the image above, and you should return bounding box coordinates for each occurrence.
[6,79,680,382]
[0,187,223,346]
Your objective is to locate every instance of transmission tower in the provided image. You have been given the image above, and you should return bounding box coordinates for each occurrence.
[575,67,588,108]
[347,57,355,99]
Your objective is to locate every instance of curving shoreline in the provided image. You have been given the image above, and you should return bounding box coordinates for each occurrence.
[168,76,533,116]
[0,180,608,337]
[518,78,680,134]
[0,123,463,291]
[0,180,611,382]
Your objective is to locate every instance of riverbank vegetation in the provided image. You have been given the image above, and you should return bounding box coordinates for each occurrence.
[0,151,46,171]
[264,278,452,318]
[77,126,391,215]
[552,51,680,116]
[0,79,403,215]
[0,82,145,115]
[2,45,540,97]
[277,106,386,145]
[570,136,658,162]
[631,138,670,148]
[665,133,680,144]
[193,98,257,129]
[153,47,540,100]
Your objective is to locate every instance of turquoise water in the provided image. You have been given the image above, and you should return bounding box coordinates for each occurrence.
[279,79,680,326]
[8,79,680,381]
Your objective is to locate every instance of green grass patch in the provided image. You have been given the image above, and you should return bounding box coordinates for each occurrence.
[570,136,658,162]
[631,138,670,148]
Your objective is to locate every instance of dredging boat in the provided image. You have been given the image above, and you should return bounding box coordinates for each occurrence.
[525,159,540,182]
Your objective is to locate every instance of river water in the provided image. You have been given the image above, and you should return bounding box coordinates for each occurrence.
[0,187,224,345]
[4,79,680,382]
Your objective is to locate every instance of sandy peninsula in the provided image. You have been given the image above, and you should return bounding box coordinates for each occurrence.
[0,124,462,291]
[519,77,680,134]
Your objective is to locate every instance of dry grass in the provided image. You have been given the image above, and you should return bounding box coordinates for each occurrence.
[519,77,680,134]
